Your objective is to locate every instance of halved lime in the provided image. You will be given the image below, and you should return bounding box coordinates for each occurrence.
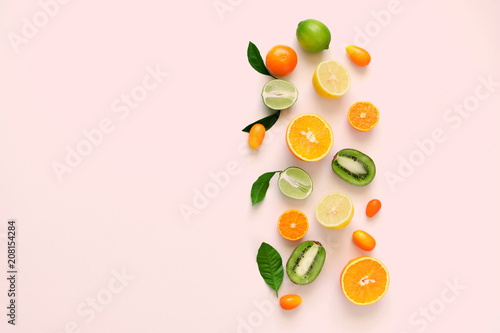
[278,167,313,199]
[261,79,298,110]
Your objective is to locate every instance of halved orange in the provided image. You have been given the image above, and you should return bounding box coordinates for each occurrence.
[340,256,389,305]
[347,101,379,132]
[286,113,333,162]
[277,209,309,241]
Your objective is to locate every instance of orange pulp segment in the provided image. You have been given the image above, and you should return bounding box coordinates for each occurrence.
[286,113,333,162]
[278,209,309,241]
[341,256,389,305]
[347,101,379,132]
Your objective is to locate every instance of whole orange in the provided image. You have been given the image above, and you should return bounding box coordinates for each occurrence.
[265,45,298,76]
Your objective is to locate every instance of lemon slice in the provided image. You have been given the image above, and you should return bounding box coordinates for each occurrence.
[312,60,351,99]
[315,192,354,229]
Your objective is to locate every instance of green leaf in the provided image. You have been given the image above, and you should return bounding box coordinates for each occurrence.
[242,110,281,132]
[256,242,284,297]
[250,171,280,205]
[247,42,273,77]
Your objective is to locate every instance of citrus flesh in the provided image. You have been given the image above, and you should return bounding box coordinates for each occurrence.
[341,256,390,305]
[286,113,333,162]
[312,60,351,99]
[315,192,354,229]
[278,210,309,241]
[278,167,313,199]
[261,79,298,110]
[348,101,379,131]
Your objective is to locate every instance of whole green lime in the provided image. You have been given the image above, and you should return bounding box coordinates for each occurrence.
[296,19,331,53]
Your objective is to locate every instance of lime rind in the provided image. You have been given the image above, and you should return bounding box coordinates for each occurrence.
[278,167,313,200]
[261,79,298,110]
[296,19,331,53]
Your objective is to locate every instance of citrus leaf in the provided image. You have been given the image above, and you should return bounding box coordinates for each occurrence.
[242,110,281,132]
[256,242,284,297]
[251,171,279,205]
[247,42,272,77]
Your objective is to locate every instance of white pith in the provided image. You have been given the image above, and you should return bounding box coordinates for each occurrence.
[300,129,318,143]
[279,172,310,193]
[358,275,376,286]
[326,69,338,84]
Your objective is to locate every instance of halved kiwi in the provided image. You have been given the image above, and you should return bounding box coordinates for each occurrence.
[331,148,376,186]
[286,240,326,285]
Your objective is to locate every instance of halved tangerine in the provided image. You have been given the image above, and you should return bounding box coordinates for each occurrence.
[347,101,379,132]
[340,256,389,305]
[286,113,333,162]
[277,209,309,241]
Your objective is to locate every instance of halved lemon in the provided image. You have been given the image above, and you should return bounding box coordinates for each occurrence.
[312,60,351,99]
[315,192,354,229]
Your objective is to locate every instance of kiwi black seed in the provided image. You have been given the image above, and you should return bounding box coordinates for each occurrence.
[286,240,326,285]
[331,148,376,186]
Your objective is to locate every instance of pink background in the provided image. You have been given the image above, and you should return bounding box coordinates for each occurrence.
[1,0,499,332]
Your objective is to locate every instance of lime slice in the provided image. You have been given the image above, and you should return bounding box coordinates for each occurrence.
[278,167,313,199]
[316,192,354,229]
[261,79,298,110]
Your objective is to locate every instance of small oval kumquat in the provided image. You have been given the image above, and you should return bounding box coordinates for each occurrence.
[352,230,376,251]
[366,199,382,217]
[346,45,371,66]
[280,294,302,310]
[248,123,266,149]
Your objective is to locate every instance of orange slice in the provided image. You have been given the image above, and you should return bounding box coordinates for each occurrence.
[286,113,333,162]
[277,210,309,241]
[347,101,379,132]
[340,256,389,305]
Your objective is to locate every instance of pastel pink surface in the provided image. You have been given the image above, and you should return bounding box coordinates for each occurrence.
[0,0,499,332]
